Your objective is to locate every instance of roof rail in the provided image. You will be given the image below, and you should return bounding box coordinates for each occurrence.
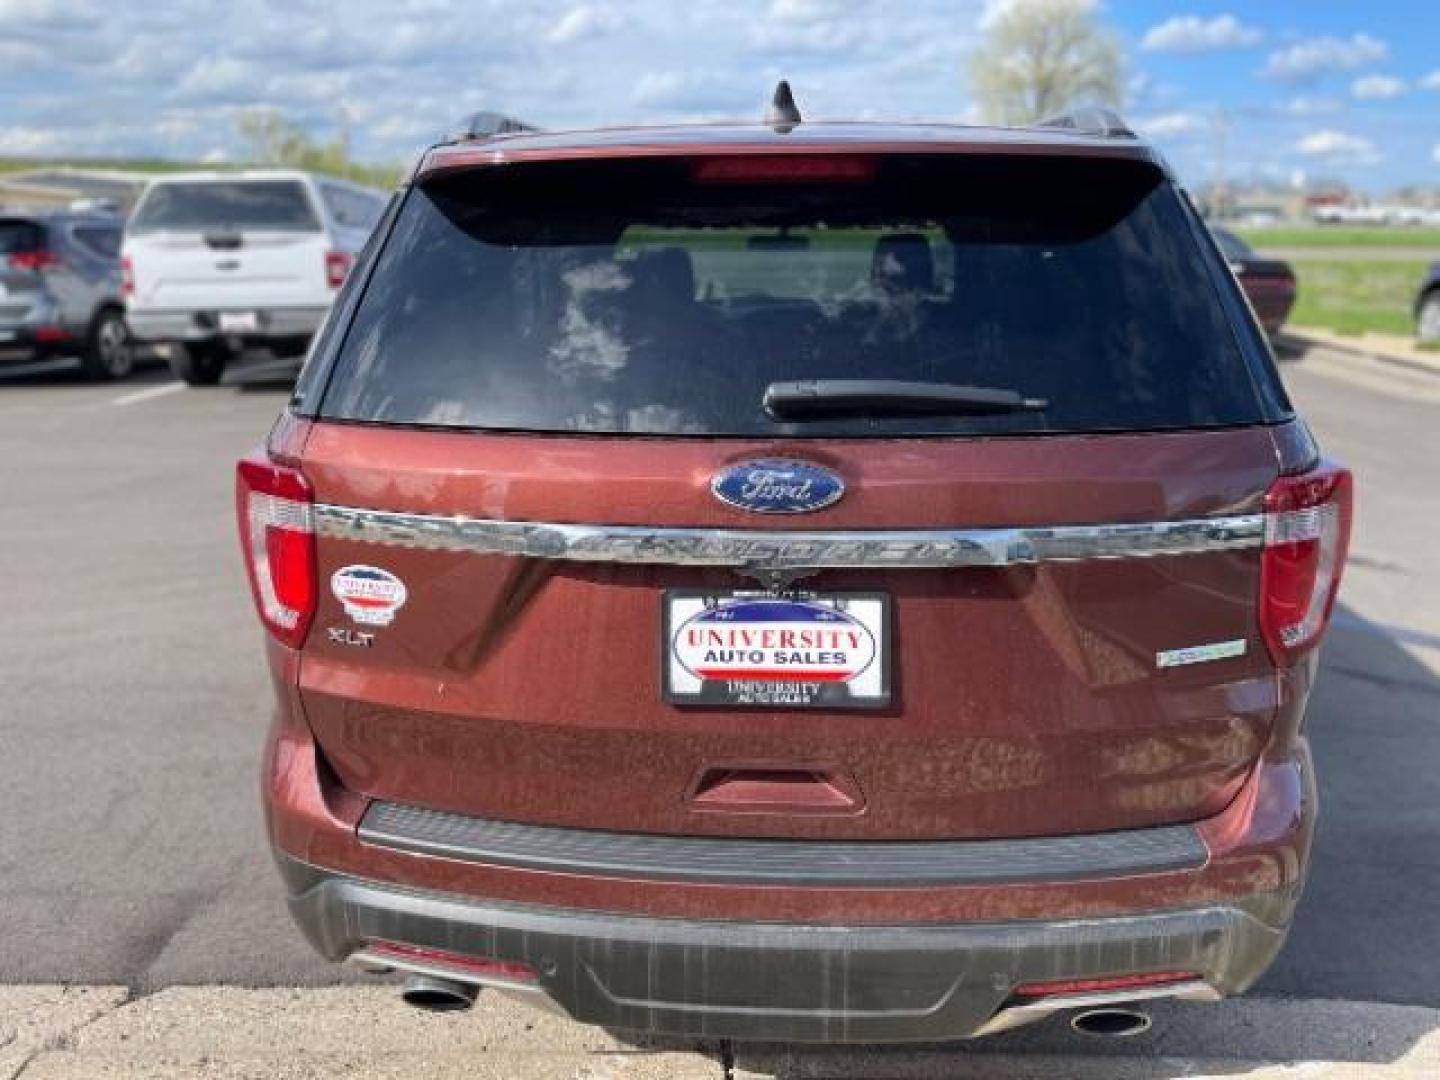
[450,111,539,142]
[1035,107,1135,139]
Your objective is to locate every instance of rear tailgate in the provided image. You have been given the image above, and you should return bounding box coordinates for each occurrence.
[126,230,329,309]
[294,423,1280,841]
[125,178,330,310]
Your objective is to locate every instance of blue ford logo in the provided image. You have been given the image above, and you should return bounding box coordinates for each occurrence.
[711,459,844,514]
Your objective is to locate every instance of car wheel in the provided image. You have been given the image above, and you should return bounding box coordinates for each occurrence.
[1418,293,1440,344]
[80,308,134,381]
[169,342,229,386]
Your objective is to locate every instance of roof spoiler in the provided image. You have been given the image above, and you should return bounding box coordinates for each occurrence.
[1035,107,1135,139]
[449,111,539,142]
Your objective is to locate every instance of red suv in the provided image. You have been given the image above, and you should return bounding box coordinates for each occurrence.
[239,100,1352,1042]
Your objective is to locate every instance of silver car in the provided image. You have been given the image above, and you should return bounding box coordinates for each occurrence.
[0,210,133,379]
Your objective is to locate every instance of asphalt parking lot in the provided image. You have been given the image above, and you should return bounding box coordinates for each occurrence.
[1,344,1438,1073]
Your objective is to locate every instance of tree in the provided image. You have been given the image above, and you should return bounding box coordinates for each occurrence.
[968,0,1123,126]
[236,108,400,188]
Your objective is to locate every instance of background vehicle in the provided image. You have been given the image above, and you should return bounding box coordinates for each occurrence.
[122,170,387,386]
[1416,262,1440,343]
[0,209,132,379]
[1212,227,1297,337]
[241,107,1351,1043]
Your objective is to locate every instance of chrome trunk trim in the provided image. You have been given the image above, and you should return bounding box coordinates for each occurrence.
[313,504,1263,571]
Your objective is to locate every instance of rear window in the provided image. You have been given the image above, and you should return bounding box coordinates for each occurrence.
[0,220,44,253]
[318,155,1276,437]
[129,180,319,234]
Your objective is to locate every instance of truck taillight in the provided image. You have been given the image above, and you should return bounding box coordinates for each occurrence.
[236,454,316,649]
[8,248,62,271]
[325,251,352,289]
[120,255,134,299]
[1260,463,1353,664]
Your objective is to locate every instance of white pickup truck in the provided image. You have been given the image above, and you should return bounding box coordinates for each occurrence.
[122,170,388,385]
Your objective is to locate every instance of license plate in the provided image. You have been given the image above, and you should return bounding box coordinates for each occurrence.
[663,591,890,709]
[218,311,259,332]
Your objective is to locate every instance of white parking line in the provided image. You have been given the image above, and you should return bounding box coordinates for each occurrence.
[111,381,186,406]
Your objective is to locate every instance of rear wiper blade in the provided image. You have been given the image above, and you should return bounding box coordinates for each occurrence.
[763,379,1048,420]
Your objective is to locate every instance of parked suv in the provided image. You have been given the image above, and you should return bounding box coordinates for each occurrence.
[123,170,386,386]
[0,210,131,379]
[239,103,1352,1043]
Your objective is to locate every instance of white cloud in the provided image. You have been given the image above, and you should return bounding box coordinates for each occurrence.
[175,56,256,101]
[1352,74,1406,100]
[1262,34,1388,83]
[544,5,617,45]
[1135,111,1205,138]
[1281,96,1343,116]
[0,125,64,154]
[1295,129,1382,166]
[1434,145,1440,165]
[1141,14,1262,54]
[1422,71,1440,91]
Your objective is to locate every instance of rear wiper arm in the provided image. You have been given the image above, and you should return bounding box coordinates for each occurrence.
[763,379,1048,421]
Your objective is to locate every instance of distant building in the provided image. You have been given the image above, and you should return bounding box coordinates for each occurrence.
[0,168,151,215]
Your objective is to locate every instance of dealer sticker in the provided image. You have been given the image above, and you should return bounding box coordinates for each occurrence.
[331,565,408,626]
[664,592,889,709]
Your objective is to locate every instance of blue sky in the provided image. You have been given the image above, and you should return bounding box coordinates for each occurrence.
[0,0,1435,192]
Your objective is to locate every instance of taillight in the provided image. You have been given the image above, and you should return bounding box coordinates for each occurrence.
[120,255,134,299]
[324,250,352,289]
[236,453,316,649]
[8,249,62,271]
[1260,462,1353,664]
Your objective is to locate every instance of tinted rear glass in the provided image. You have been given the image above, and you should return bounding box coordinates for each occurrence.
[0,220,44,253]
[319,155,1270,437]
[130,180,318,233]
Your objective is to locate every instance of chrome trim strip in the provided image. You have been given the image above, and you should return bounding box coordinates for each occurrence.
[314,504,1263,571]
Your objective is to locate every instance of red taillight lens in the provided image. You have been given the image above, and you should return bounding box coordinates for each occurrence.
[692,154,877,184]
[8,249,62,271]
[236,454,316,649]
[324,250,352,289]
[1260,462,1353,665]
[120,255,134,299]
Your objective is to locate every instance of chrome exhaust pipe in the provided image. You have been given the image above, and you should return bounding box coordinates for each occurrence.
[1070,1007,1152,1038]
[401,973,479,1012]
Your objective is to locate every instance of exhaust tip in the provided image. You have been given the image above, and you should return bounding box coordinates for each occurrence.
[1070,1007,1152,1038]
[401,973,479,1012]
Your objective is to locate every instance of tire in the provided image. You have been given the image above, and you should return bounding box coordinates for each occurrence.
[1418,292,1440,344]
[79,308,134,381]
[168,341,229,386]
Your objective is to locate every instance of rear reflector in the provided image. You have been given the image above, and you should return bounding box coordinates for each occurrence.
[1014,971,1197,1000]
[365,941,540,984]
[1261,462,1353,664]
[692,155,877,184]
[325,250,353,289]
[236,453,316,649]
[31,326,70,342]
[120,255,134,299]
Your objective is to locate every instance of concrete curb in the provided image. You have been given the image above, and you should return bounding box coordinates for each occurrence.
[1,989,1436,1079]
[1285,328,1440,379]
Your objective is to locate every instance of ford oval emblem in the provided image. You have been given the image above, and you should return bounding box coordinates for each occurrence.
[711,459,844,514]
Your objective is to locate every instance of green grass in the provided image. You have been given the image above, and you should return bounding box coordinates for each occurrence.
[1289,259,1427,335]
[1235,226,1440,249]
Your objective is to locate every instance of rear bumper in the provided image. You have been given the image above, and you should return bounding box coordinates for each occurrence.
[279,851,1290,1042]
[126,305,326,343]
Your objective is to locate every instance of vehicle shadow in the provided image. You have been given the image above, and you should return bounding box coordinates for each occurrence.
[715,600,1440,1076]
